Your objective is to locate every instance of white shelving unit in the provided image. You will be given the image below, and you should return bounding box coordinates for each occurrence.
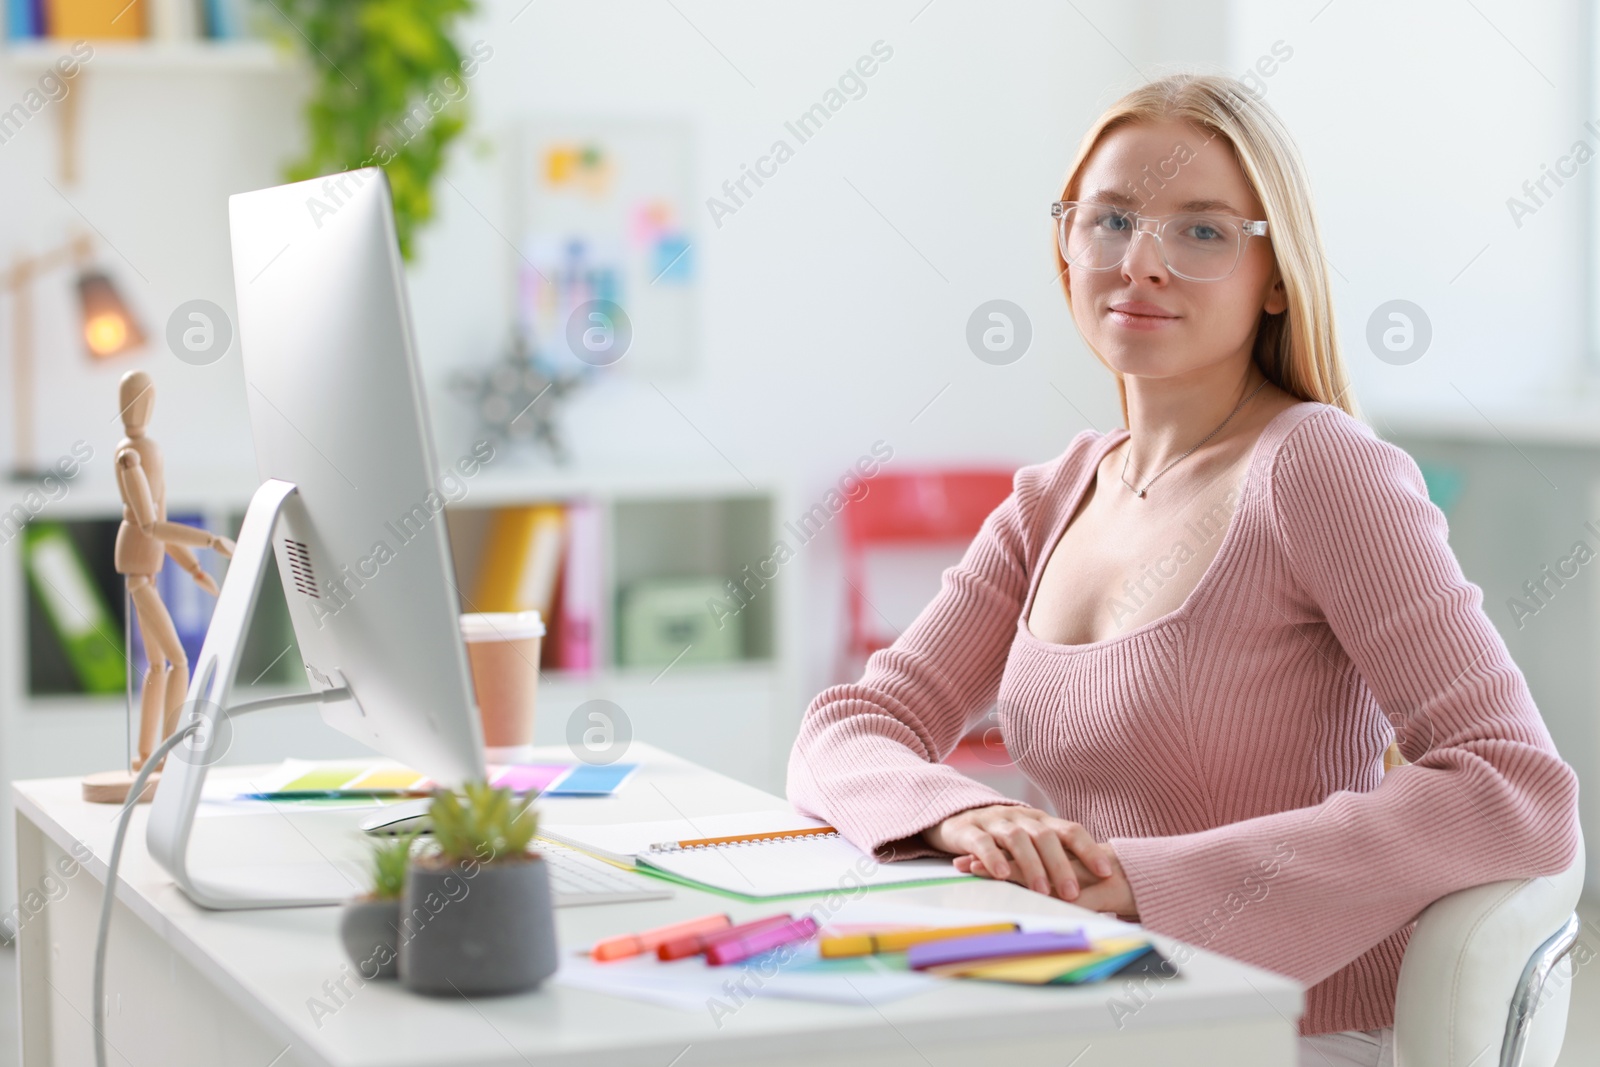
[0,38,293,73]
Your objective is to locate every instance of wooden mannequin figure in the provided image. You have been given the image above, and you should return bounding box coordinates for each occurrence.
[82,371,237,804]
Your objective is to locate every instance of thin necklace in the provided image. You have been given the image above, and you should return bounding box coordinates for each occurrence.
[1119,377,1270,499]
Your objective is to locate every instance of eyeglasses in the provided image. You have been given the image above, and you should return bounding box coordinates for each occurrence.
[1051,201,1269,282]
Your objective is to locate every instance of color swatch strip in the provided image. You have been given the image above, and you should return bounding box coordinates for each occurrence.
[252,761,634,797]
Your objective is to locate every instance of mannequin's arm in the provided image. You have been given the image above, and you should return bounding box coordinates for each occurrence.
[115,447,158,528]
[116,449,235,557]
[165,543,220,596]
[153,523,235,557]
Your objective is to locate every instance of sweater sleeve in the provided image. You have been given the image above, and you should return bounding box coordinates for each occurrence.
[1106,409,1581,987]
[785,448,1084,862]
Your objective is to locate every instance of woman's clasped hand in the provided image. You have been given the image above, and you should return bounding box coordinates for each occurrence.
[922,804,1141,921]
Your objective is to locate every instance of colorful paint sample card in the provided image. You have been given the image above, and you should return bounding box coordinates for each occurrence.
[227,757,637,800]
[491,763,573,794]
[543,762,639,795]
[925,937,1153,983]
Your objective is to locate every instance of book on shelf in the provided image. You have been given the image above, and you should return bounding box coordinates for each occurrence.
[147,0,202,42]
[469,500,603,672]
[22,521,124,694]
[557,498,600,672]
[541,545,566,671]
[5,0,262,42]
[472,503,565,618]
[203,0,249,38]
[34,0,146,38]
[5,0,43,40]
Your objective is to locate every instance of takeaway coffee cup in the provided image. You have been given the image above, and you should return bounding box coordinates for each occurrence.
[459,611,545,763]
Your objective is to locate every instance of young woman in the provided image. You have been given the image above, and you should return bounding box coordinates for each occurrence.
[786,72,1580,1066]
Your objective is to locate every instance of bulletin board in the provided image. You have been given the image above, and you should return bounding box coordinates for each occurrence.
[511,116,697,379]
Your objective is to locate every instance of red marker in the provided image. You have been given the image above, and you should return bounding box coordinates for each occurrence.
[657,913,794,961]
[706,916,819,966]
[591,912,731,961]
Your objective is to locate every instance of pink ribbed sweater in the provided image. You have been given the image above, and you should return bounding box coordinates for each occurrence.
[787,400,1580,1037]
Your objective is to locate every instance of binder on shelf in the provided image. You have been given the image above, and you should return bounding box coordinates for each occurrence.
[43,0,145,38]
[203,0,246,38]
[5,0,42,39]
[541,550,566,671]
[556,498,600,671]
[22,522,124,694]
[472,503,566,621]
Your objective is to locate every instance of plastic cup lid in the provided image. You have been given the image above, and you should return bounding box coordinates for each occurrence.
[459,610,545,641]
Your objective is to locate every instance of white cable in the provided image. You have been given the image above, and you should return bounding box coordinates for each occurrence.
[93,687,349,1067]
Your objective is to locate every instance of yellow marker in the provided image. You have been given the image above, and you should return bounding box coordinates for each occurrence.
[819,922,1020,958]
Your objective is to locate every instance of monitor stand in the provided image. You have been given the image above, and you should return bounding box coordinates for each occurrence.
[145,478,369,909]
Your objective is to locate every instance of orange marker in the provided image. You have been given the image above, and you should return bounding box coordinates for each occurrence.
[591,912,731,961]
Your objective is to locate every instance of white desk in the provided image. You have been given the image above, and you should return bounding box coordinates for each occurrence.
[11,742,1303,1065]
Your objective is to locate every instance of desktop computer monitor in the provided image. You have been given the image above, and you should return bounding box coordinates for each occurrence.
[146,169,486,909]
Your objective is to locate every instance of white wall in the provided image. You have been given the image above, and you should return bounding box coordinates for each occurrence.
[1225,0,1594,419]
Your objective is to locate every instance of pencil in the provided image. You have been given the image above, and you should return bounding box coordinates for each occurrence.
[650,825,838,851]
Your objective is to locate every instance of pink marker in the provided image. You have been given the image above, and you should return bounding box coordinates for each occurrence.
[706,916,819,966]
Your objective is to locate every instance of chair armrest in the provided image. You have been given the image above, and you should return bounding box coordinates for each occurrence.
[1394,834,1585,1067]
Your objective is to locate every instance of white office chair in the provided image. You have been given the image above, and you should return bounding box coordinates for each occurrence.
[1393,829,1587,1067]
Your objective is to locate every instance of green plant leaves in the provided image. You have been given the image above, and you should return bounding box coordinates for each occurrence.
[426,780,539,865]
[270,0,478,260]
[366,827,419,900]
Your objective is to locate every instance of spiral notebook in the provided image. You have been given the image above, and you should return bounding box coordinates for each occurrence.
[537,812,974,900]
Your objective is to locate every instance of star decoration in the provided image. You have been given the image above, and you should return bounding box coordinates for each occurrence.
[448,333,584,463]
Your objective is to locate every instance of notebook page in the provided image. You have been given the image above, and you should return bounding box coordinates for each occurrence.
[638,833,969,897]
[538,810,823,866]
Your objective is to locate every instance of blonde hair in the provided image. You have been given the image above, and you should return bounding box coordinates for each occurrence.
[1056,72,1360,425]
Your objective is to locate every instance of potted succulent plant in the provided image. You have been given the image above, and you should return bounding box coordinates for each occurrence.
[339,828,418,979]
[398,780,559,996]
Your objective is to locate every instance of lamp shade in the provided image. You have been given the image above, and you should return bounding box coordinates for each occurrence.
[76,269,145,359]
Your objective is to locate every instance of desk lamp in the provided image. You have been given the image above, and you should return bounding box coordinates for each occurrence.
[2,232,145,480]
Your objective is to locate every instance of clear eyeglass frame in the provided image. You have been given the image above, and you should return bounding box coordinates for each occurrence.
[1051,200,1270,282]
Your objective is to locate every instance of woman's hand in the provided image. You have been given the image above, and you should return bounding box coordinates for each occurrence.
[957,841,1139,922]
[922,805,1133,912]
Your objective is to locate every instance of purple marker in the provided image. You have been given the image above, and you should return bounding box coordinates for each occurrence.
[706,916,819,966]
[907,928,1092,970]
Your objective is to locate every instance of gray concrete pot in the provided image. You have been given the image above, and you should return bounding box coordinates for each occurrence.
[398,853,558,996]
[340,895,402,979]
